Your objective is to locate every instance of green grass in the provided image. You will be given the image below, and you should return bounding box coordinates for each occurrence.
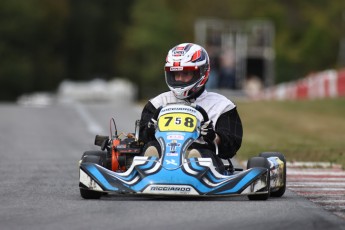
[235,98,345,168]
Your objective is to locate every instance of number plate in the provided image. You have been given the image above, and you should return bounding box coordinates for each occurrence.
[158,113,197,132]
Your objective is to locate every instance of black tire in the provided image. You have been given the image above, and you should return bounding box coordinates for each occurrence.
[80,151,107,199]
[259,152,286,197]
[80,188,102,199]
[247,157,270,201]
[81,150,107,167]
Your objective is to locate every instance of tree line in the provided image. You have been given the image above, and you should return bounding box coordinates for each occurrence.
[0,0,344,100]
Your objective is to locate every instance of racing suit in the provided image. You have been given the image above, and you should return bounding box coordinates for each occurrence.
[139,90,243,172]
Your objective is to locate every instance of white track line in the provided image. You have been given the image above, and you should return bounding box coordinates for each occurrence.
[74,102,105,134]
[287,171,345,176]
[288,182,345,187]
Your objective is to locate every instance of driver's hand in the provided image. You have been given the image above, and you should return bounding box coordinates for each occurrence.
[200,120,216,144]
[147,118,157,136]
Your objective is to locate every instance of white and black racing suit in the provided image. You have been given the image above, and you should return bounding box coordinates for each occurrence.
[139,90,243,172]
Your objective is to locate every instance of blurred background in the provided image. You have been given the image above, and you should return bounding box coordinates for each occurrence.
[1,0,345,101]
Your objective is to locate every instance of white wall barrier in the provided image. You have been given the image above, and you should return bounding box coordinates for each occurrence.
[256,69,345,100]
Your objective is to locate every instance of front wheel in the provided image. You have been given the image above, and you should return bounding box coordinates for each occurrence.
[259,152,286,197]
[80,188,103,199]
[79,151,107,199]
[247,157,270,201]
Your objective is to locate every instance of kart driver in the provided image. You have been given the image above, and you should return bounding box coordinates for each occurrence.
[139,43,243,173]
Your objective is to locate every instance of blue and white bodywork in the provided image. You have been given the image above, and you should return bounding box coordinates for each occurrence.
[79,104,275,197]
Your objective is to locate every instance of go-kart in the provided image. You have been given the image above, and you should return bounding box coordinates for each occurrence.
[79,103,286,200]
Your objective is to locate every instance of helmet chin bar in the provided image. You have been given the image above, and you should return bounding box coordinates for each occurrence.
[172,88,188,99]
[169,76,207,100]
[173,88,184,96]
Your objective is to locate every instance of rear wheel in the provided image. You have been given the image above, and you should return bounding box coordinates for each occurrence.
[247,157,270,201]
[259,152,286,197]
[79,151,107,199]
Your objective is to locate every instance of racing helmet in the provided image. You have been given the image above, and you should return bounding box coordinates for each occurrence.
[165,43,210,100]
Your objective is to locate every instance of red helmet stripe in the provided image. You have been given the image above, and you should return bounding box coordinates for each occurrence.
[191,50,201,62]
[199,76,208,86]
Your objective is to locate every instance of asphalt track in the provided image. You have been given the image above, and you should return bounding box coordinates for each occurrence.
[1,101,345,230]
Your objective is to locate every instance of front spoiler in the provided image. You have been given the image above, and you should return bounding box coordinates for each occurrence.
[79,156,269,197]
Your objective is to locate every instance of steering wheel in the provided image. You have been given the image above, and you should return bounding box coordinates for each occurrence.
[152,103,217,155]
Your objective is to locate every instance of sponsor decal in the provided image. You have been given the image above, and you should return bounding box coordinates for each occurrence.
[165,159,178,166]
[167,134,184,140]
[161,107,196,113]
[150,185,191,193]
[170,66,183,71]
[172,50,185,56]
[167,140,181,153]
[166,153,178,157]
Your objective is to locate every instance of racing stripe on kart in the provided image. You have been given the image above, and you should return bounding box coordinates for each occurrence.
[135,157,161,176]
[182,158,208,178]
[188,158,206,172]
[92,163,139,184]
[206,168,267,195]
[136,157,156,170]
[204,171,234,185]
[81,164,119,191]
[186,158,238,188]
[183,158,235,189]
[81,163,136,192]
[112,168,138,182]
[199,171,244,190]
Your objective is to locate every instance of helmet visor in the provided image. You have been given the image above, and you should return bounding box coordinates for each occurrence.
[165,67,201,87]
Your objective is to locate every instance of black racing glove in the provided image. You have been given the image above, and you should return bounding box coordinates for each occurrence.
[200,120,216,144]
[147,118,157,137]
